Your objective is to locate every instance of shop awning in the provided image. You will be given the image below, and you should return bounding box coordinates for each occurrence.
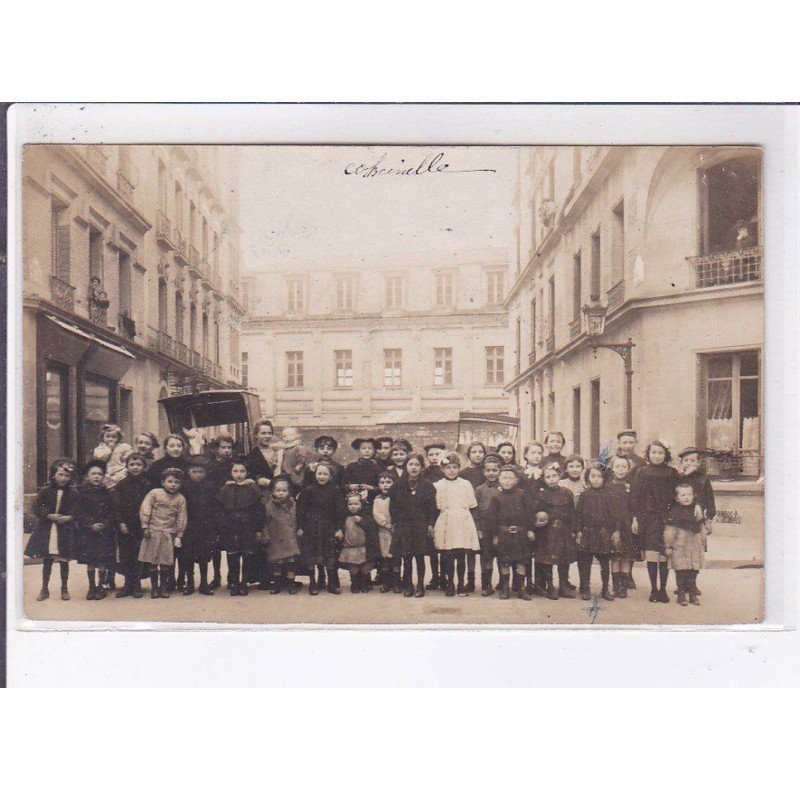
[44,315,136,380]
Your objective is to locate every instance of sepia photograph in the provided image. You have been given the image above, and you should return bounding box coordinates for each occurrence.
[17,139,765,627]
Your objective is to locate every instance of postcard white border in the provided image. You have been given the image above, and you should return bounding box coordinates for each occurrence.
[6,104,798,686]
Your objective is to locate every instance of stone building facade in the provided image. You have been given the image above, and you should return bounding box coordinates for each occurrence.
[505,145,763,479]
[240,249,511,448]
[22,144,245,494]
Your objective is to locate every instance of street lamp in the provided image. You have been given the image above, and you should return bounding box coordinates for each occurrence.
[582,295,635,429]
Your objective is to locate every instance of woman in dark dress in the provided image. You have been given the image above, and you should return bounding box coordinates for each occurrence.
[297,462,347,595]
[75,459,118,601]
[388,454,438,597]
[111,452,154,598]
[26,458,78,602]
[631,441,680,603]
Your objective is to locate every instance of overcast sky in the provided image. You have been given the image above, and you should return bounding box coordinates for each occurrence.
[237,146,519,270]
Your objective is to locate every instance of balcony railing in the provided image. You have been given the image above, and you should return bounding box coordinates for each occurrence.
[528,350,537,367]
[688,246,763,289]
[157,331,176,358]
[545,335,555,354]
[211,364,222,381]
[175,341,190,364]
[174,230,188,263]
[50,275,76,314]
[607,279,625,311]
[190,350,202,370]
[189,245,200,267]
[202,356,213,375]
[156,212,174,248]
[569,318,581,340]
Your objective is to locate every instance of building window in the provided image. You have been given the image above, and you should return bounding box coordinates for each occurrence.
[175,182,183,231]
[611,199,625,283]
[590,228,601,299]
[44,361,70,477]
[286,278,304,312]
[700,157,760,256]
[515,318,522,374]
[89,228,104,281]
[156,278,167,332]
[383,349,402,387]
[119,387,133,445]
[548,391,556,431]
[572,386,581,455]
[287,351,304,388]
[385,275,403,309]
[336,276,355,311]
[572,250,582,321]
[435,272,454,307]
[213,319,220,365]
[118,251,132,317]
[50,200,70,281]
[433,348,453,387]
[82,373,116,465]
[335,350,354,387]
[202,312,209,358]
[530,298,537,361]
[189,303,197,351]
[485,346,505,386]
[174,291,184,343]
[701,350,760,475]
[590,378,601,459]
[548,275,556,341]
[241,351,248,388]
[486,270,505,305]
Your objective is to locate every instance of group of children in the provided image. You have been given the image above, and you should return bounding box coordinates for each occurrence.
[26,422,716,610]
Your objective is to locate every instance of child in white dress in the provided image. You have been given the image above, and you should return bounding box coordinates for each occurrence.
[433,452,480,597]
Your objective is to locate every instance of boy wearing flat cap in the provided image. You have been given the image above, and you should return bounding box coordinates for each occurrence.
[375,436,394,472]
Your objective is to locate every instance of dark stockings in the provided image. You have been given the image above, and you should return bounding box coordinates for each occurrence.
[455,553,466,586]
[227,553,242,586]
[179,553,195,587]
[557,563,570,588]
[647,561,670,591]
[212,550,222,582]
[403,555,426,587]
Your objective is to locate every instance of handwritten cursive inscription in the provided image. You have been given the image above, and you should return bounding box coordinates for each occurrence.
[344,151,497,178]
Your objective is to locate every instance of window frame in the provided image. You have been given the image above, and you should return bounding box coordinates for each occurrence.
[485,269,505,306]
[286,350,304,389]
[335,349,354,388]
[485,345,505,387]
[434,270,455,307]
[286,277,305,313]
[383,348,402,388]
[433,347,453,387]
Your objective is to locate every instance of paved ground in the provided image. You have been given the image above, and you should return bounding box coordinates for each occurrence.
[22,562,763,626]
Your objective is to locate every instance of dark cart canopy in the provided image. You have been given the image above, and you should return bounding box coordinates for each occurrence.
[158,390,262,433]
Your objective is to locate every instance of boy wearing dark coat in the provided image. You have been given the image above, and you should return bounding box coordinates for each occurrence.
[26,459,78,602]
[180,455,220,596]
[474,454,502,596]
[375,436,394,473]
[111,452,154,598]
[482,464,540,600]
[207,434,236,589]
[75,459,118,600]
[303,435,345,490]
[575,465,617,601]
